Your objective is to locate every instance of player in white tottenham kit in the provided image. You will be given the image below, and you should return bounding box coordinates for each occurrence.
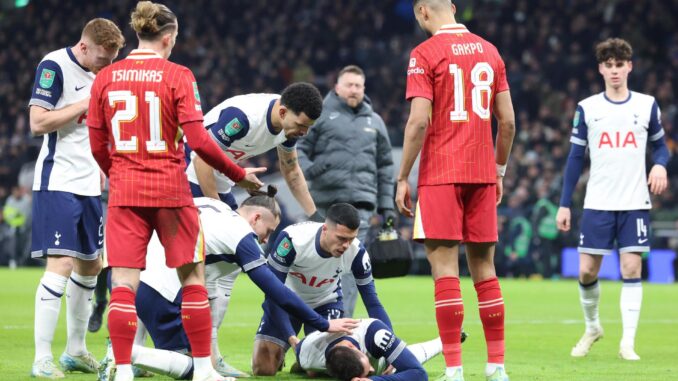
[295,318,441,381]
[186,82,323,217]
[98,191,358,380]
[252,203,393,376]
[557,38,669,361]
[185,83,325,374]
[28,19,124,379]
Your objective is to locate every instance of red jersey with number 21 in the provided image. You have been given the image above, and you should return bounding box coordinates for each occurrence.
[406,24,509,186]
[88,49,203,207]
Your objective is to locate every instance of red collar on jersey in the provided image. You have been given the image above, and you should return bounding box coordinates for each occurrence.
[125,49,163,60]
[435,23,469,35]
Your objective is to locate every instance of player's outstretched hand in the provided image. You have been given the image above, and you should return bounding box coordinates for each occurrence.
[648,164,668,195]
[556,207,571,232]
[327,318,360,334]
[395,179,414,217]
[236,167,266,191]
[288,335,300,349]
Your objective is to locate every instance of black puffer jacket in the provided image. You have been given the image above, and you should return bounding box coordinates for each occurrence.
[297,91,394,212]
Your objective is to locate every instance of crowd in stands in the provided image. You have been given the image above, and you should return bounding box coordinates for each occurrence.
[1,0,677,275]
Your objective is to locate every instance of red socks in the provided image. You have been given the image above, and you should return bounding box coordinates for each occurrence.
[434,277,464,367]
[181,284,212,357]
[108,287,137,365]
[475,277,505,364]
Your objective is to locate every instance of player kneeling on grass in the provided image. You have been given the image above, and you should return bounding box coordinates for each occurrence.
[99,190,359,380]
[251,203,393,376]
[293,318,440,381]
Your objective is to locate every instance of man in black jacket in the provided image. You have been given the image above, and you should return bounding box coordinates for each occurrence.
[297,65,396,318]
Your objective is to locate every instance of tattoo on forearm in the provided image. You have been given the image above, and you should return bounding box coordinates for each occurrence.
[283,157,298,167]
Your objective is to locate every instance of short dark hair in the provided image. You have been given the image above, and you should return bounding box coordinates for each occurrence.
[326,346,364,381]
[337,65,365,80]
[595,38,633,63]
[280,82,323,120]
[326,203,360,230]
[412,0,452,9]
[241,185,281,219]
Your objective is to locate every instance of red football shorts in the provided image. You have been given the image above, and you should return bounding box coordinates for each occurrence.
[413,184,497,243]
[105,206,204,269]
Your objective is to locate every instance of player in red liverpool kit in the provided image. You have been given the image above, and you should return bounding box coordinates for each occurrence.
[86,2,263,381]
[395,1,515,380]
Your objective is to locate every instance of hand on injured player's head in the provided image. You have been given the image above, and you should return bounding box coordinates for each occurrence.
[237,166,266,191]
[288,335,300,348]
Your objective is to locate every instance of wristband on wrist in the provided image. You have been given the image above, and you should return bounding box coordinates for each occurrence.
[496,163,507,177]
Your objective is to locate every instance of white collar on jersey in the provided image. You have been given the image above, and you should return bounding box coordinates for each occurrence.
[125,49,163,60]
[435,23,469,35]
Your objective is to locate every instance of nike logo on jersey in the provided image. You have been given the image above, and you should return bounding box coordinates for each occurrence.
[98,239,104,245]
[593,117,605,122]
[40,297,58,301]
[638,238,649,244]
[329,112,340,120]
[75,85,86,91]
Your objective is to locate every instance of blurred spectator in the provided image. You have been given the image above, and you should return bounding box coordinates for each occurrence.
[503,191,534,278]
[531,185,561,278]
[2,185,31,268]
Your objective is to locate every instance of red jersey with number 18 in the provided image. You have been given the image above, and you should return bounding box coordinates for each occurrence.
[406,24,509,186]
[88,49,203,207]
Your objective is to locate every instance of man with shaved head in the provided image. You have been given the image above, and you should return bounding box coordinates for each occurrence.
[396,1,515,380]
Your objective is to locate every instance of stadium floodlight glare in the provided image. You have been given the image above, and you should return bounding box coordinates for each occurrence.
[15,0,29,8]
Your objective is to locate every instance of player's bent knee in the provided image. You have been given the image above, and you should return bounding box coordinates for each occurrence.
[74,257,102,276]
[46,255,74,276]
[252,340,284,376]
[620,262,641,279]
[413,368,429,381]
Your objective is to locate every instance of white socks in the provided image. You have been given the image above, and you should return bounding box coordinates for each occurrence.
[193,356,213,377]
[407,337,442,364]
[116,364,134,379]
[620,279,642,348]
[34,272,68,362]
[132,345,192,379]
[134,319,149,346]
[485,363,504,376]
[579,280,601,332]
[208,272,235,360]
[65,272,97,356]
[209,292,230,360]
[446,366,463,377]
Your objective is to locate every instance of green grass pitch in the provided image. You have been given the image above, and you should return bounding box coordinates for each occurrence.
[0,268,676,380]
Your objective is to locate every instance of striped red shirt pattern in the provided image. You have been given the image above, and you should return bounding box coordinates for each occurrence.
[88,49,203,207]
[406,24,509,186]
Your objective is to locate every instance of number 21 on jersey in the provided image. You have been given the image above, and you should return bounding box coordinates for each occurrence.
[449,62,494,122]
[109,90,167,153]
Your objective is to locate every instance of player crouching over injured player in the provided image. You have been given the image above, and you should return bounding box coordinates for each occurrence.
[98,189,359,380]
[293,318,441,381]
[251,203,394,376]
